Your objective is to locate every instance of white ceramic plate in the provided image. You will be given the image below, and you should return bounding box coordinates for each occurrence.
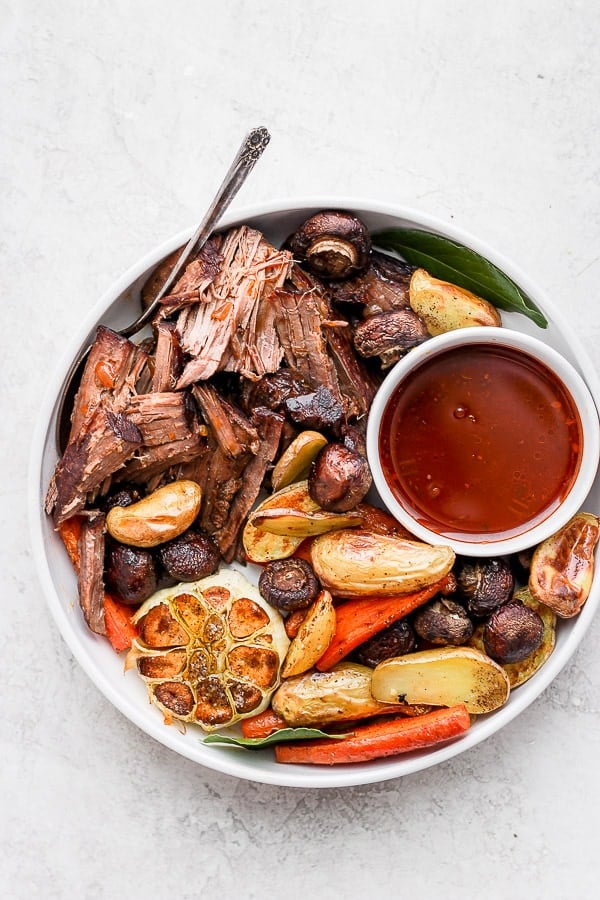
[28,198,600,788]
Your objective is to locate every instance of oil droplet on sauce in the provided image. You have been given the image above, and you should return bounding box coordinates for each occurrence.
[378,344,582,541]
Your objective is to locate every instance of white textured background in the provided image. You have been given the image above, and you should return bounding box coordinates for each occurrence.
[2,1,600,897]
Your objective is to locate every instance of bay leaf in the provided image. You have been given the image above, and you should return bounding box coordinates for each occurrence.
[374,228,547,328]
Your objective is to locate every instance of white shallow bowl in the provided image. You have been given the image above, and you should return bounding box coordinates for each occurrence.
[367,326,600,556]
[29,198,600,788]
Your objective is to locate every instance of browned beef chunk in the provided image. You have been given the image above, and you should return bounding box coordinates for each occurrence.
[47,409,143,525]
[285,386,345,437]
[214,408,285,562]
[173,227,292,385]
[239,369,311,415]
[67,326,149,443]
[192,383,259,458]
[77,511,107,635]
[151,321,183,392]
[327,251,415,313]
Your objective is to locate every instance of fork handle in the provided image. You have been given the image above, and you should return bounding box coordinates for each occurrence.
[119,126,271,338]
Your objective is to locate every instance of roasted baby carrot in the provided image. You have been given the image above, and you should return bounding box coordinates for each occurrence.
[103,594,139,653]
[58,515,84,571]
[316,573,454,671]
[274,704,471,765]
[241,708,288,739]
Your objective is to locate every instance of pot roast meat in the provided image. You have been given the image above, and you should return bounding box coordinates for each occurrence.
[67,326,149,444]
[275,264,378,420]
[192,383,259,459]
[324,324,380,418]
[153,236,224,315]
[273,286,343,408]
[214,408,285,562]
[151,321,183,392]
[46,408,144,525]
[173,227,292,386]
[115,429,208,487]
[327,250,415,314]
[77,511,107,635]
[285,386,345,436]
[125,391,197,447]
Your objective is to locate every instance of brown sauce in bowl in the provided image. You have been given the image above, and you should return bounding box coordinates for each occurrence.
[379,343,583,542]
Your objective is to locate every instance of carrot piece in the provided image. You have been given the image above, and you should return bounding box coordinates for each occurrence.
[103,594,139,653]
[57,515,84,572]
[316,573,454,671]
[274,704,471,765]
[241,708,288,739]
[292,537,316,563]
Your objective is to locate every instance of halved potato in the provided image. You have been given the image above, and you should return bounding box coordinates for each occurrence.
[243,481,319,562]
[252,507,364,537]
[310,528,455,598]
[281,590,336,678]
[529,511,600,618]
[409,268,501,335]
[371,646,510,714]
[273,662,408,726]
[271,431,328,492]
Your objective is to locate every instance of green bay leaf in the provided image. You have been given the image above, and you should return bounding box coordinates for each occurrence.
[202,726,352,750]
[373,228,547,329]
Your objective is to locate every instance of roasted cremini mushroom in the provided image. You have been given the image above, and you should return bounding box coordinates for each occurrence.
[258,557,320,612]
[158,529,220,582]
[413,598,474,646]
[456,557,514,619]
[483,600,544,664]
[288,211,371,279]
[308,442,372,512]
[353,308,429,368]
[105,542,158,606]
[354,618,416,667]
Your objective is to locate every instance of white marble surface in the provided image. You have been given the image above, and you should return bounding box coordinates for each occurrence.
[3,0,600,896]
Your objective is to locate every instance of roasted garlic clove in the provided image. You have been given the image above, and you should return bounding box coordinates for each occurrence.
[409,268,501,335]
[529,512,600,617]
[310,528,455,599]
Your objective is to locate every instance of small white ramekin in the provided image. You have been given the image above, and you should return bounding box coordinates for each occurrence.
[367,326,600,557]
